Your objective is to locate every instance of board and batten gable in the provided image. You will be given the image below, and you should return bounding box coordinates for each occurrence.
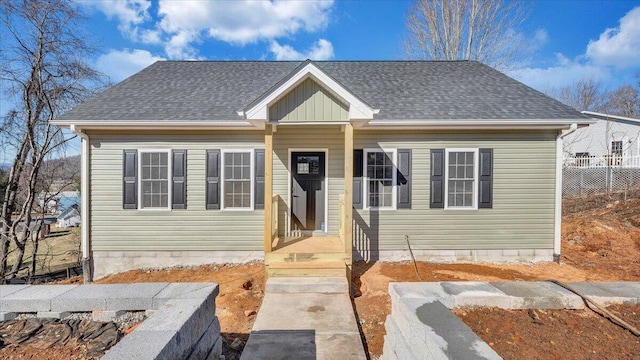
[269,77,349,122]
[352,130,557,260]
[89,131,265,252]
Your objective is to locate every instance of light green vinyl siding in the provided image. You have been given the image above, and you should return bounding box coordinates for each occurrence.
[269,78,349,122]
[353,130,557,252]
[89,128,557,254]
[89,131,264,252]
[272,126,345,236]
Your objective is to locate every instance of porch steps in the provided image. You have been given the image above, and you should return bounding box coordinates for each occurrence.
[266,260,347,278]
[266,236,351,279]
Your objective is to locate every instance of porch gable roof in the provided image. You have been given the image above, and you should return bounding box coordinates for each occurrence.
[240,60,378,122]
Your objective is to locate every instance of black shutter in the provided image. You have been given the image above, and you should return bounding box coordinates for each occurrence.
[255,149,265,209]
[430,149,445,209]
[353,149,363,209]
[123,150,137,209]
[397,149,412,209]
[172,150,187,209]
[478,148,493,209]
[206,150,221,210]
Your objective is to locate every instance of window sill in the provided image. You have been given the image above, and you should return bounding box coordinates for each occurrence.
[444,207,478,211]
[364,207,396,211]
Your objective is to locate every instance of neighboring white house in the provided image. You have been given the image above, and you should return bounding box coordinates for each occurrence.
[57,205,81,228]
[564,111,640,167]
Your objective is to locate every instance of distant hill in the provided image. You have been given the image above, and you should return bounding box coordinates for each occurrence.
[42,154,81,193]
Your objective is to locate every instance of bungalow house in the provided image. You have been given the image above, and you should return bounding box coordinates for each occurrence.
[52,60,591,281]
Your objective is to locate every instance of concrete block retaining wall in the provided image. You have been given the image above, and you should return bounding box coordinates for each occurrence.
[0,283,222,360]
[382,281,640,360]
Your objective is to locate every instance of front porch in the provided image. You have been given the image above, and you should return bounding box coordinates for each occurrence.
[263,124,354,279]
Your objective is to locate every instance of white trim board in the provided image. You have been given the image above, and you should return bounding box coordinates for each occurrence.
[287,148,330,235]
[363,148,398,211]
[137,149,173,211]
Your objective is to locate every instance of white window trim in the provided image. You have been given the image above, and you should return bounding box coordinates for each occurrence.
[444,148,479,210]
[138,149,172,211]
[363,148,397,210]
[221,149,255,211]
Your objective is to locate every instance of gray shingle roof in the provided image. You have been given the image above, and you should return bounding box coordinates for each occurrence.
[55,60,586,122]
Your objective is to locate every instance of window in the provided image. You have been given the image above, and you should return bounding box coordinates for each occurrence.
[222,150,254,209]
[611,141,623,156]
[364,149,396,209]
[139,150,171,209]
[445,149,478,209]
[610,141,623,166]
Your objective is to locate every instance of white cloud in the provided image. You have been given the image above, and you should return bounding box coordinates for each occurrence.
[95,49,165,82]
[508,54,611,92]
[81,0,161,43]
[269,39,334,61]
[533,29,549,48]
[158,0,333,45]
[87,0,150,25]
[508,8,640,92]
[586,6,640,68]
[88,0,335,59]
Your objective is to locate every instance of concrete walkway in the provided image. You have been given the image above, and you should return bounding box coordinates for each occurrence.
[241,277,366,360]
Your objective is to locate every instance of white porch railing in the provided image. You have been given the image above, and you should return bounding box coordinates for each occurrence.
[563,154,640,169]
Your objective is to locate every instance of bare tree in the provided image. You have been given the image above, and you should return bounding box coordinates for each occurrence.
[404,0,531,69]
[603,85,639,118]
[0,0,104,281]
[557,78,607,112]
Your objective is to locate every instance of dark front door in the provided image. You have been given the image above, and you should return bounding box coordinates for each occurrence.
[291,152,326,232]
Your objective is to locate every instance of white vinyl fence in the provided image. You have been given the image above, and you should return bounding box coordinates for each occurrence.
[563,155,640,197]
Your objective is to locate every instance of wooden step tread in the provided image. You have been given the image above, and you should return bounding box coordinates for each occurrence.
[265,253,350,263]
[267,261,346,269]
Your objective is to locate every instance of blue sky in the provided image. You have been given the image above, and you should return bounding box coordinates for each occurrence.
[75,0,640,93]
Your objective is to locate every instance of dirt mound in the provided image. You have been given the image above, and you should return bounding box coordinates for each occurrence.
[562,198,640,279]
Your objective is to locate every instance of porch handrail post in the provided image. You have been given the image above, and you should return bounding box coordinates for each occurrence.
[344,123,353,256]
[264,125,273,253]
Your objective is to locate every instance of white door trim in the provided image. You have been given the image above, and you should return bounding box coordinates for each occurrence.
[287,148,329,235]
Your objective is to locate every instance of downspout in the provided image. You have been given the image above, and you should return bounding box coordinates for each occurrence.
[554,123,578,262]
[70,124,92,282]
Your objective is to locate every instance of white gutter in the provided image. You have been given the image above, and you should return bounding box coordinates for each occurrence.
[581,110,640,123]
[367,118,594,127]
[554,123,578,262]
[52,120,257,130]
[70,124,92,282]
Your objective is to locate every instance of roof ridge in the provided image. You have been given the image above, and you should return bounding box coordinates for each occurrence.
[157,59,474,63]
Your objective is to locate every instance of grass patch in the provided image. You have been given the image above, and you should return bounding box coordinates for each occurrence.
[5,226,81,277]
